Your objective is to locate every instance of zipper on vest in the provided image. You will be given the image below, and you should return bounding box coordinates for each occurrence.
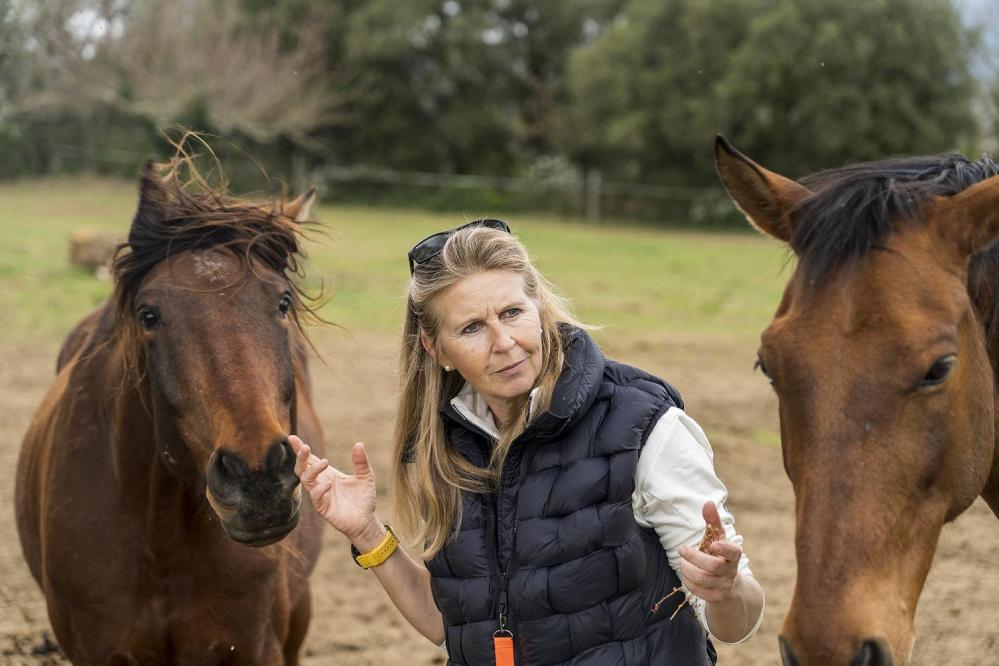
[497,515,519,631]
[445,401,530,636]
[495,450,527,633]
[498,573,510,631]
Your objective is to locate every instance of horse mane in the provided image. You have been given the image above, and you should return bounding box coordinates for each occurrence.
[110,151,324,377]
[791,153,999,282]
[790,152,999,355]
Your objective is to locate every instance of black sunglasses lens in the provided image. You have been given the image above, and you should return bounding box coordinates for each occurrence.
[408,219,511,273]
[409,232,449,266]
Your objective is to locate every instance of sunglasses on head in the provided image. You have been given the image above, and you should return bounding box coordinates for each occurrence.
[407,218,511,275]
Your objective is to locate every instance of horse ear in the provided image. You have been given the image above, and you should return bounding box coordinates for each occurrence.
[714,135,812,243]
[933,174,999,257]
[131,161,170,241]
[283,186,317,223]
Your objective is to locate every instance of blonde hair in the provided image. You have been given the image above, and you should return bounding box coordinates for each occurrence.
[392,226,586,559]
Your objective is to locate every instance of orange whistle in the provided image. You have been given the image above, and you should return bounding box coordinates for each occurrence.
[493,630,514,666]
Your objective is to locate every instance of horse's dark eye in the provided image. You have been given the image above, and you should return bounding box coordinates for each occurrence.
[137,307,159,330]
[278,293,293,317]
[920,355,956,387]
[754,355,774,386]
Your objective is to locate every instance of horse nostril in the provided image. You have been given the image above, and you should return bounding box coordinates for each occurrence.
[209,449,250,499]
[851,639,893,666]
[779,636,800,666]
[219,450,249,479]
[265,438,293,475]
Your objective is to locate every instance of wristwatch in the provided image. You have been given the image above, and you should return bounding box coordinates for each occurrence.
[350,525,398,569]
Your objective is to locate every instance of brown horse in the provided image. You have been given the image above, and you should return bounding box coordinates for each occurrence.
[15,162,326,664]
[715,136,999,666]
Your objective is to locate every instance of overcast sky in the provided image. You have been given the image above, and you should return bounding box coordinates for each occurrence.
[958,0,998,77]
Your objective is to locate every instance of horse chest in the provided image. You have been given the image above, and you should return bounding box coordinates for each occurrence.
[41,496,292,663]
[140,583,286,664]
[100,550,290,664]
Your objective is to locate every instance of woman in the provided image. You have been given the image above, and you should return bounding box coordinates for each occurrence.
[290,219,764,664]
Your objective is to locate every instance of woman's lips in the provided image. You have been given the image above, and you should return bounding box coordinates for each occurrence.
[496,358,527,375]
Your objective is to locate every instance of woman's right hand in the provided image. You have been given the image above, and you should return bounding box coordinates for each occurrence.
[289,435,380,543]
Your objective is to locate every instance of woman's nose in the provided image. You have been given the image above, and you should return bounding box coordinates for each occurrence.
[491,326,517,352]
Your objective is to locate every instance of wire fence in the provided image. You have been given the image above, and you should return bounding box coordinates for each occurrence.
[38,143,737,226]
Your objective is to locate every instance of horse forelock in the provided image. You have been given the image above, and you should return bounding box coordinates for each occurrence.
[789,153,999,285]
[109,170,326,378]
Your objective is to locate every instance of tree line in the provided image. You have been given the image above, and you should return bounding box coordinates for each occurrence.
[1,0,997,221]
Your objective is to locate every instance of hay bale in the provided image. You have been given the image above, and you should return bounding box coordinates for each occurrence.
[69,230,118,278]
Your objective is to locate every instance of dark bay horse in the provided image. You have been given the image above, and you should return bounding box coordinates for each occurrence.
[16,162,326,664]
[715,136,999,666]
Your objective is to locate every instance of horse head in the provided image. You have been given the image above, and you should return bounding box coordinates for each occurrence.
[112,163,318,547]
[715,136,999,664]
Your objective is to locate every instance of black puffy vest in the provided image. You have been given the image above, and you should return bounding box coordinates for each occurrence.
[427,328,717,665]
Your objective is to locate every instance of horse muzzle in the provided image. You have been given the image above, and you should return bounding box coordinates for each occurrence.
[205,439,302,547]
[780,636,895,666]
[222,508,301,547]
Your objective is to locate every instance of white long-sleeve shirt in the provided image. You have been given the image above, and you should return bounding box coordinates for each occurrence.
[450,383,765,645]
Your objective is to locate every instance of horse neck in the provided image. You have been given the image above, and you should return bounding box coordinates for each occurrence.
[969,245,999,385]
[968,245,999,516]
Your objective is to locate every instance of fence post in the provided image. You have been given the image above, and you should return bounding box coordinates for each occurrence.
[585,169,602,223]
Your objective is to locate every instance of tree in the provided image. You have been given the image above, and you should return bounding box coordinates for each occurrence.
[17,0,338,149]
[0,0,20,131]
[986,78,999,150]
[329,0,524,174]
[488,0,625,158]
[716,0,978,176]
[326,0,622,175]
[565,0,979,185]
[564,0,768,184]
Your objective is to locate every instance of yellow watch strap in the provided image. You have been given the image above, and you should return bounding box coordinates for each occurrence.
[354,525,398,569]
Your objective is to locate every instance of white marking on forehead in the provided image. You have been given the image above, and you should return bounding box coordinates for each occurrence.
[192,250,234,284]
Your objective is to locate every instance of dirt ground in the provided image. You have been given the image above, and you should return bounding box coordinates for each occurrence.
[1,329,997,665]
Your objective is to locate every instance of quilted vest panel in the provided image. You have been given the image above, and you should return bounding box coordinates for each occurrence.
[426,328,717,666]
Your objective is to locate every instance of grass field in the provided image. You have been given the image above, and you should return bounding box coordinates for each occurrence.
[3,178,999,665]
[0,177,790,346]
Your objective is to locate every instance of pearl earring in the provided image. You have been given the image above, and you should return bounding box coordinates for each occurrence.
[444,365,452,372]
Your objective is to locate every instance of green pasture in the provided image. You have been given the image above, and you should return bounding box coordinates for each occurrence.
[0,178,791,346]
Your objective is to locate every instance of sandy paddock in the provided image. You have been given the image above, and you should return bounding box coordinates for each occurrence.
[1,330,997,665]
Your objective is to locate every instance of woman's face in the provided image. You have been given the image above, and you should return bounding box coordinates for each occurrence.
[427,269,544,421]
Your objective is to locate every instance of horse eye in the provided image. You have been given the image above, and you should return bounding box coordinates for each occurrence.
[919,355,956,388]
[754,356,774,386]
[278,293,293,317]
[137,307,159,330]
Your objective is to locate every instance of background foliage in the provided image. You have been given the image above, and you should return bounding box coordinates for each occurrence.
[1,0,996,223]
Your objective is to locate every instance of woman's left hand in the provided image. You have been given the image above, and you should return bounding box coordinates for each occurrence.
[677,501,743,602]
